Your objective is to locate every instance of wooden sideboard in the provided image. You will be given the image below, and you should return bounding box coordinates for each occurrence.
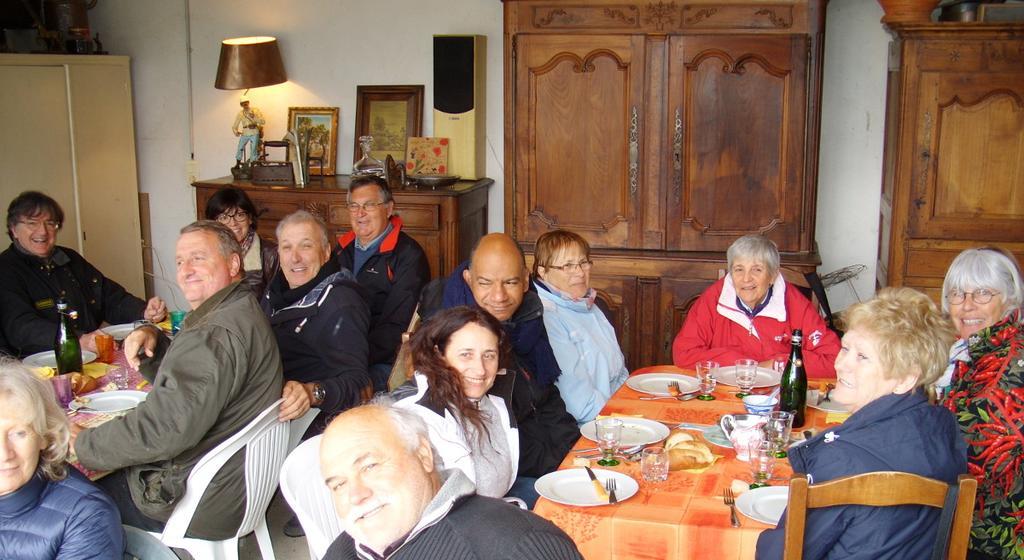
[877,23,1024,304]
[504,1,826,369]
[192,176,492,278]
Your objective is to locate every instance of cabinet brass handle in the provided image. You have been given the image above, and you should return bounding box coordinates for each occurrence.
[629,106,639,196]
[673,107,683,204]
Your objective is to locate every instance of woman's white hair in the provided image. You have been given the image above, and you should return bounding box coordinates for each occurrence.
[726,234,780,276]
[942,247,1023,315]
[0,358,70,481]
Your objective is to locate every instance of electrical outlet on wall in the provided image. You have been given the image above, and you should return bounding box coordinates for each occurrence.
[185,159,200,184]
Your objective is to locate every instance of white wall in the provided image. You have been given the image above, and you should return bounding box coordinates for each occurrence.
[90,0,887,312]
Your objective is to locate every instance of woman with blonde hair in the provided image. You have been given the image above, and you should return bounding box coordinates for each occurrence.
[0,359,123,557]
[757,288,967,559]
[533,230,627,423]
[940,247,1024,560]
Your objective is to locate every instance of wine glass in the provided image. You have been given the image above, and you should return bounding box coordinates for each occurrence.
[734,359,758,398]
[748,437,775,489]
[764,411,794,459]
[596,418,623,467]
[696,360,719,401]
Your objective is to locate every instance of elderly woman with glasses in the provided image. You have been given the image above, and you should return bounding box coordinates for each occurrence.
[939,247,1024,560]
[532,230,627,423]
[0,359,123,557]
[757,288,967,560]
[204,187,279,296]
[0,191,165,357]
[673,234,840,378]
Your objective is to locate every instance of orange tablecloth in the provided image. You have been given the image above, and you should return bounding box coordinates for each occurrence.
[534,366,842,560]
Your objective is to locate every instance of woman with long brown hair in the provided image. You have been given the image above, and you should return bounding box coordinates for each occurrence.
[392,306,519,499]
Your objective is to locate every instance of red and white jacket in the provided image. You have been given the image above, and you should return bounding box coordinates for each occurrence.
[672,274,839,379]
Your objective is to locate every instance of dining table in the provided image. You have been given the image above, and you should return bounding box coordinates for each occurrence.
[533,365,845,560]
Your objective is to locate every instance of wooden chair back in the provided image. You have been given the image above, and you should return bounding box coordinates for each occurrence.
[783,471,977,560]
[386,306,422,391]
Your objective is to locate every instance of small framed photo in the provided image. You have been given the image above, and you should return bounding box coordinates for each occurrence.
[353,85,424,164]
[287,107,340,175]
[979,3,1024,22]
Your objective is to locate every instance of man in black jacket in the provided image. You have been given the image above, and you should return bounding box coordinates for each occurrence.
[0,191,166,357]
[419,233,580,506]
[335,176,429,391]
[321,403,583,560]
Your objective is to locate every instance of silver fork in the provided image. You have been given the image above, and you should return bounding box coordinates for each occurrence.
[723,488,740,527]
[605,478,618,504]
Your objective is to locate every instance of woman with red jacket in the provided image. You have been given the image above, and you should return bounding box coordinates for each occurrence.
[672,234,840,379]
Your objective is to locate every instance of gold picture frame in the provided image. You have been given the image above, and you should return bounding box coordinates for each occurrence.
[287,106,340,176]
[353,85,424,164]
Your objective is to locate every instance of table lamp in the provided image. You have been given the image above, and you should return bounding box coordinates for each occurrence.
[215,36,287,179]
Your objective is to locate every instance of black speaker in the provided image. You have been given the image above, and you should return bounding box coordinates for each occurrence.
[433,35,485,179]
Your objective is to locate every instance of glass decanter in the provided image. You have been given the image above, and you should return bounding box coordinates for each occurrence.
[352,135,384,177]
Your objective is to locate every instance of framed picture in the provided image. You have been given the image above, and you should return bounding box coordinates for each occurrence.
[353,85,424,164]
[979,3,1024,22]
[287,107,340,175]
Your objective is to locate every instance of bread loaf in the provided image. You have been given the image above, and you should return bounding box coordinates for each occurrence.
[664,429,695,449]
[70,373,98,395]
[666,440,715,470]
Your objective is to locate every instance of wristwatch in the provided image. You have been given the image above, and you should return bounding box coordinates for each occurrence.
[311,383,326,406]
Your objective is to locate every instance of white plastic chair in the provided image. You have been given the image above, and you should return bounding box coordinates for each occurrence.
[150,398,289,560]
[279,435,342,560]
[288,407,320,452]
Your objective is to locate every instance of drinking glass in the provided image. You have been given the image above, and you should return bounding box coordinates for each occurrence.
[764,411,794,459]
[95,333,115,363]
[596,418,623,467]
[734,358,758,398]
[170,310,187,335]
[640,446,669,483]
[748,438,775,489]
[696,360,719,401]
[50,373,74,409]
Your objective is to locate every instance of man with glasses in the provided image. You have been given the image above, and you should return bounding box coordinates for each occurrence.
[334,176,429,391]
[0,191,166,357]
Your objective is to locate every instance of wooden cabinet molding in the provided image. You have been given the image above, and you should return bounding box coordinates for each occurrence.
[193,176,492,279]
[505,0,826,367]
[877,23,1024,305]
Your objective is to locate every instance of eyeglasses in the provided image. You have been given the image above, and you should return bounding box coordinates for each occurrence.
[347,200,387,212]
[545,260,593,273]
[18,219,60,231]
[946,289,1000,305]
[216,211,250,224]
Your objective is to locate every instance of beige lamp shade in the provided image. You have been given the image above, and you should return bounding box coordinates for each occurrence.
[215,36,287,90]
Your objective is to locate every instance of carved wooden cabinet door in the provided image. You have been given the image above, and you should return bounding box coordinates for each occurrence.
[589,273,639,369]
[513,34,647,248]
[905,47,1024,243]
[665,35,809,253]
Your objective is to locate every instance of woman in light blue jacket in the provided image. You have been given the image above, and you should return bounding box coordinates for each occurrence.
[533,230,628,424]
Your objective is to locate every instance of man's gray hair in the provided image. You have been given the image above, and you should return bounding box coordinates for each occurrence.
[180,220,243,262]
[368,395,440,471]
[726,234,780,276]
[275,210,331,252]
[346,175,394,205]
[942,247,1023,314]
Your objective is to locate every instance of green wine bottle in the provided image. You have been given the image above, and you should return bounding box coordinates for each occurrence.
[779,329,807,428]
[54,298,83,375]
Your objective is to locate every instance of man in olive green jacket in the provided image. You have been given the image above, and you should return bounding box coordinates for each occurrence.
[71,221,283,540]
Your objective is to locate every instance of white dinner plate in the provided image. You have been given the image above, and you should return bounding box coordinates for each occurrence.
[736,485,790,526]
[715,366,781,389]
[580,418,671,447]
[808,398,849,414]
[23,350,97,369]
[101,323,136,341]
[70,390,148,413]
[535,468,639,507]
[626,373,700,396]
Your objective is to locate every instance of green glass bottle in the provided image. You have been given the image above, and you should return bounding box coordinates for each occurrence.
[54,298,83,375]
[779,329,807,428]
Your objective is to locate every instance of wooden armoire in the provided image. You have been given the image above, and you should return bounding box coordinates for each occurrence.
[503,1,828,369]
[877,23,1024,303]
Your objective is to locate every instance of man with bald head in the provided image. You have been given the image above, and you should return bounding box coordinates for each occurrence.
[320,402,582,559]
[419,233,579,504]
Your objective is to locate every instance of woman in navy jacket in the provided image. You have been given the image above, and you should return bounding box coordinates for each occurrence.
[0,359,123,559]
[756,288,968,560]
